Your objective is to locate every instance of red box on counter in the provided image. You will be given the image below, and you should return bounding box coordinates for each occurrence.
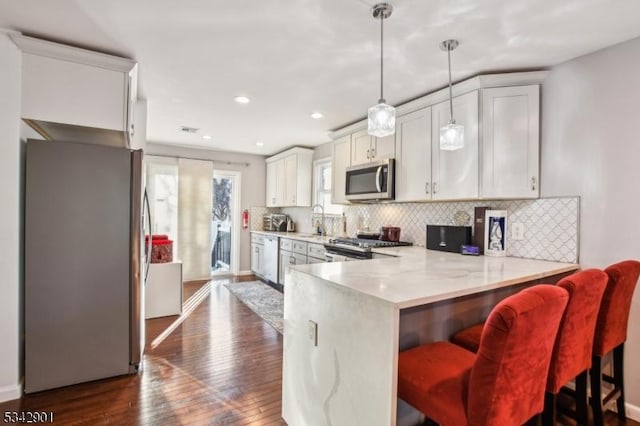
[146,235,173,263]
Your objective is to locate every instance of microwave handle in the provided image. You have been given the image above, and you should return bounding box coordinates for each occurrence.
[375,166,383,192]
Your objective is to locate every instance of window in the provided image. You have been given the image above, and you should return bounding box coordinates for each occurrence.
[313,158,343,215]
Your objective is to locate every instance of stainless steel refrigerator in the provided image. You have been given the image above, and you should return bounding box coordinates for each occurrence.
[24,139,149,393]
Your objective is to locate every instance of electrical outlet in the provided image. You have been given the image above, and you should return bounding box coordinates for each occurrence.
[512,222,525,241]
[308,320,318,346]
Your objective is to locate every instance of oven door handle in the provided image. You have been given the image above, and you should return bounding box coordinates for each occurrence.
[375,166,383,193]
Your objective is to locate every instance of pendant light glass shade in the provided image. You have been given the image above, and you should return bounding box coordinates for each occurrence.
[368,100,396,137]
[368,4,395,137]
[440,120,464,151]
[439,39,464,151]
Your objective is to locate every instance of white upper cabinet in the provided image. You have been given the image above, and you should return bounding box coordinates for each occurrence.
[431,90,479,200]
[331,135,352,205]
[284,155,298,205]
[11,34,138,148]
[265,148,313,207]
[351,130,396,166]
[328,72,546,203]
[395,107,432,202]
[266,161,278,207]
[481,85,540,199]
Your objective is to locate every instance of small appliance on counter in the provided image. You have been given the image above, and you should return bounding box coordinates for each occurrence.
[485,210,507,257]
[473,207,490,255]
[263,213,289,231]
[286,218,295,232]
[426,225,472,253]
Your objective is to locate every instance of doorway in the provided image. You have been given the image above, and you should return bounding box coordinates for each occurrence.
[211,170,241,275]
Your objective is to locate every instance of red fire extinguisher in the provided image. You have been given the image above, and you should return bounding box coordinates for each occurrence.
[242,209,249,229]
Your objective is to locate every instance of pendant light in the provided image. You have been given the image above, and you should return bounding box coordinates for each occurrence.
[439,39,464,151]
[367,3,395,138]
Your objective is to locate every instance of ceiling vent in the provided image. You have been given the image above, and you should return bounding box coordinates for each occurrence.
[180,126,199,134]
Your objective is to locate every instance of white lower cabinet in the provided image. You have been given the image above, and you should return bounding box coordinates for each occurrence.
[251,233,267,278]
[431,90,479,200]
[279,251,306,285]
[481,85,540,199]
[251,243,264,276]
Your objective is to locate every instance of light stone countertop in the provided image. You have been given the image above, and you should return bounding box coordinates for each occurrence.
[250,230,332,244]
[292,248,578,309]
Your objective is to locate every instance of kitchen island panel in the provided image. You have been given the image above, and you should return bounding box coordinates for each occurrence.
[283,269,399,426]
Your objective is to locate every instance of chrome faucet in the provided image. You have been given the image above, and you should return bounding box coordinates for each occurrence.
[312,204,325,236]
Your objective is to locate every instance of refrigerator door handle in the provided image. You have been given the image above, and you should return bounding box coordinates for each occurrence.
[144,189,152,283]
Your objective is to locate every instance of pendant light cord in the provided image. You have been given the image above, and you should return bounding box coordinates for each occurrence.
[447,45,454,123]
[379,12,384,103]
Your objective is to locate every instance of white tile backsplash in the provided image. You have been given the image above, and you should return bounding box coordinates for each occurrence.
[252,196,579,263]
[345,197,579,263]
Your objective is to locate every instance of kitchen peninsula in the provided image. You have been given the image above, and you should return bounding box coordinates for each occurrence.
[282,249,578,426]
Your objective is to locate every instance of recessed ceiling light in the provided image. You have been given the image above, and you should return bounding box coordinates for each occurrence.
[234,95,251,104]
[202,135,212,140]
[256,141,264,147]
[311,112,324,119]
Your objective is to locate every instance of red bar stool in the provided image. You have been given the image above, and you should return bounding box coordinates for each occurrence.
[450,270,608,425]
[397,285,569,426]
[590,260,640,426]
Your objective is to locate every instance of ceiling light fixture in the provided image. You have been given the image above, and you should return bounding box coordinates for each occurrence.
[311,112,324,119]
[367,3,395,138]
[234,95,251,104]
[439,39,464,151]
[256,141,264,147]
[202,135,212,140]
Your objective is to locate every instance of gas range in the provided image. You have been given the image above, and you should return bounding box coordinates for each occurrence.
[324,237,412,260]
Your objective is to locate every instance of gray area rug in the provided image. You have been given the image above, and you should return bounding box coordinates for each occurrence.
[223,280,283,334]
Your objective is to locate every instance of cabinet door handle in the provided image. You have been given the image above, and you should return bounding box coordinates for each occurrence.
[433,182,438,194]
[371,148,376,158]
[290,256,296,265]
[366,149,370,159]
[531,177,537,191]
[425,182,430,194]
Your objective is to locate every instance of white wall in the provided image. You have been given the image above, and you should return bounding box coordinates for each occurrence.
[145,143,266,273]
[542,36,640,410]
[0,31,22,402]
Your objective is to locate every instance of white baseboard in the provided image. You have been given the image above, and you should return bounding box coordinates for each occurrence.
[623,402,640,422]
[0,382,21,403]
[236,270,254,276]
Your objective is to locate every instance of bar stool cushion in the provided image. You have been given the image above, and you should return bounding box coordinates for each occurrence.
[450,323,483,353]
[398,285,568,426]
[398,342,473,426]
[593,260,640,356]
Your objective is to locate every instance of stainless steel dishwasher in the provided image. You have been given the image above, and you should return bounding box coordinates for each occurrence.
[263,235,279,284]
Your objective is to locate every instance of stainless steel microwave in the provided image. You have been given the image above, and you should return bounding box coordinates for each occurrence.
[345,158,395,201]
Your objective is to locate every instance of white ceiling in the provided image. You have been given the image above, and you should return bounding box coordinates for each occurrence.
[2,0,640,155]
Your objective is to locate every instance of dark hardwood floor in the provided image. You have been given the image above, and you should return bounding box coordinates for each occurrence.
[1,275,285,425]
[1,275,637,425]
